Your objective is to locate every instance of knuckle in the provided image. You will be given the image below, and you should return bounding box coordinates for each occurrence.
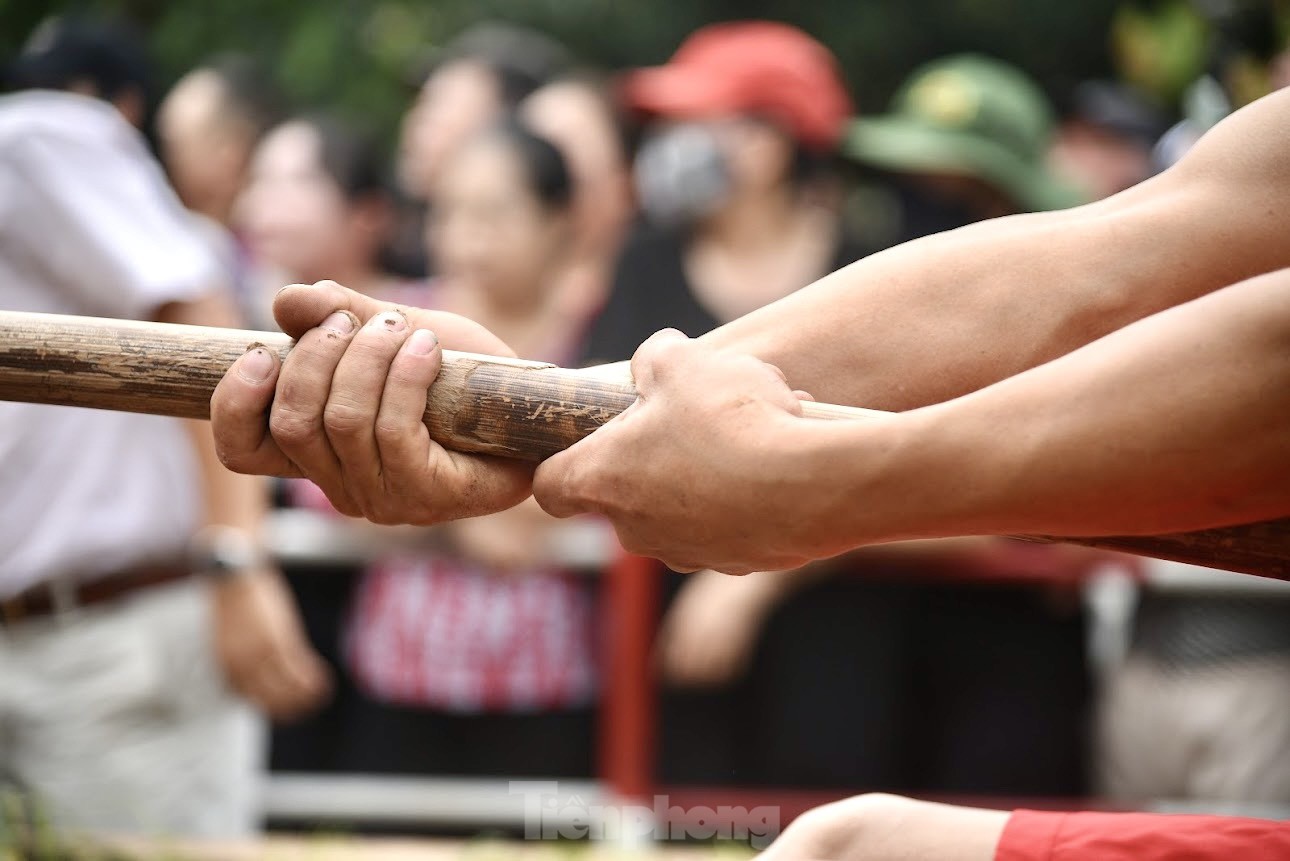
[322,398,369,438]
[732,353,770,377]
[634,329,687,372]
[289,329,347,364]
[373,417,408,447]
[387,356,431,390]
[650,333,689,365]
[269,408,320,448]
[757,359,787,384]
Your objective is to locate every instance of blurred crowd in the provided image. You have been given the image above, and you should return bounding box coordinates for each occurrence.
[2,7,1289,844]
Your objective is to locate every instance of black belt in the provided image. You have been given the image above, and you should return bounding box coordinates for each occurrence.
[0,562,192,625]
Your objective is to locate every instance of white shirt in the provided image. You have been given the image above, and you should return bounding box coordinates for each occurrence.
[0,91,220,597]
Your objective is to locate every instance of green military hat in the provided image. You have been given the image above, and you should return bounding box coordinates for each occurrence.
[846,54,1084,211]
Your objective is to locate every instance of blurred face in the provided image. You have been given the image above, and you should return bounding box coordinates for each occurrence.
[521,81,630,250]
[428,138,568,304]
[236,122,354,281]
[158,70,252,221]
[398,60,504,198]
[633,115,795,225]
[714,116,796,196]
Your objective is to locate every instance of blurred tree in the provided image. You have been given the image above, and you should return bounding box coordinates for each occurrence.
[2,0,1282,150]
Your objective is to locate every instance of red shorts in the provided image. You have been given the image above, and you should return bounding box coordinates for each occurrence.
[997,809,1290,861]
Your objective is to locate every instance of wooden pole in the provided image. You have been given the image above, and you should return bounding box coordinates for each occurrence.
[0,310,1285,578]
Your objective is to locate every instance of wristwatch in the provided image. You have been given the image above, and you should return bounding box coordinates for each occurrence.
[190,526,271,578]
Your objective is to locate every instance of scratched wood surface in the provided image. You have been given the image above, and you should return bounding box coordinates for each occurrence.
[0,310,1284,578]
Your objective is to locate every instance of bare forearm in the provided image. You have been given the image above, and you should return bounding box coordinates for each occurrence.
[705,195,1258,410]
[161,290,272,535]
[186,417,271,532]
[822,270,1290,547]
[704,90,1290,411]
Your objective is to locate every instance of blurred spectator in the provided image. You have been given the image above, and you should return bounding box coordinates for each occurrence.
[631,52,1099,794]
[4,14,153,126]
[235,113,414,771]
[322,121,598,778]
[583,20,865,360]
[397,23,570,199]
[388,22,571,278]
[157,55,280,229]
[520,73,635,323]
[1049,81,1167,199]
[846,54,1083,239]
[236,114,407,326]
[0,15,325,838]
[157,55,281,323]
[580,21,924,789]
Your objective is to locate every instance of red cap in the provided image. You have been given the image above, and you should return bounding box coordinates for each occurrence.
[622,21,853,151]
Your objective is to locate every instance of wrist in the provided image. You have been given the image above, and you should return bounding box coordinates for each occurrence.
[190,525,273,580]
[793,410,935,555]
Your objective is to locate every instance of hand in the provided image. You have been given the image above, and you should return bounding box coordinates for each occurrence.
[657,569,787,687]
[211,568,331,722]
[211,281,534,525]
[758,794,1008,861]
[533,330,829,574]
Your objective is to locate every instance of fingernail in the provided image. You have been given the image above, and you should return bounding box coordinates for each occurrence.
[404,329,439,356]
[368,310,407,333]
[320,310,357,335]
[237,347,274,384]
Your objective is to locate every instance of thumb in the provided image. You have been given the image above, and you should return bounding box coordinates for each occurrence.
[630,328,692,395]
[273,281,389,338]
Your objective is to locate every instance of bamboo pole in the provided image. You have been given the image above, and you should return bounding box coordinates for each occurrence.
[0,309,1285,578]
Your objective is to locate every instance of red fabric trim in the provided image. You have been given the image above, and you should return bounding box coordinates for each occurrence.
[997,810,1290,861]
[996,811,1063,861]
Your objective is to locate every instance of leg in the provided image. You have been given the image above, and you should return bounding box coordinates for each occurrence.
[5,580,264,837]
[1096,654,1189,799]
[1184,655,1290,802]
[1099,652,1290,803]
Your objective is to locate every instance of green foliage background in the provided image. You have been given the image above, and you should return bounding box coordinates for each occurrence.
[2,0,1284,145]
[1,0,1131,141]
